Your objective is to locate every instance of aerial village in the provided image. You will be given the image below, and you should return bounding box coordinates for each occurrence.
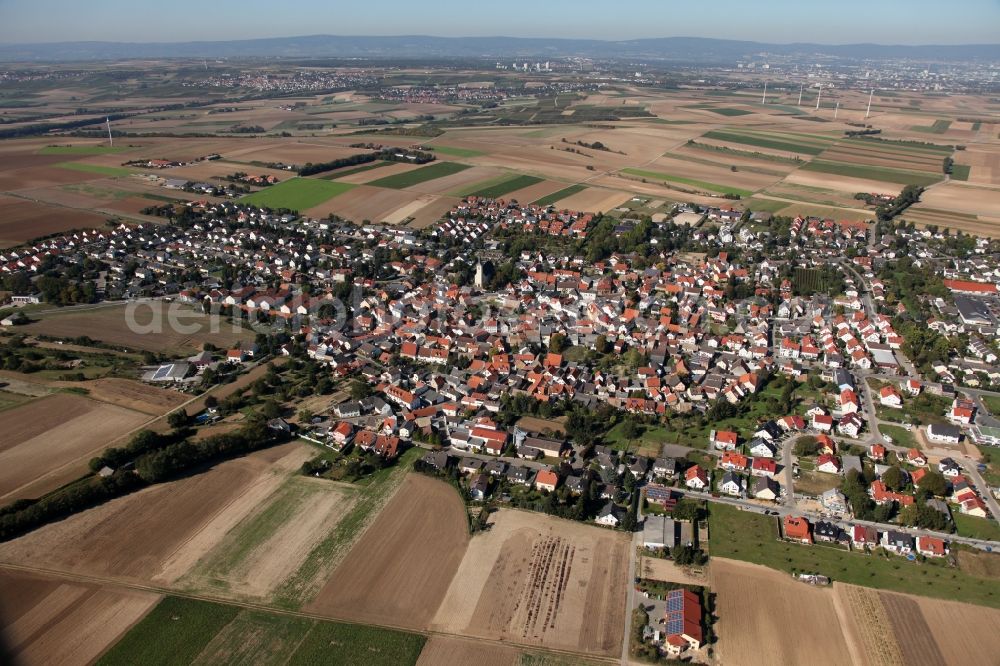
[3,191,1000,660]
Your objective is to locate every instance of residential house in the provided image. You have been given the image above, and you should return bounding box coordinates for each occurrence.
[916,535,948,558]
[881,530,915,555]
[685,465,709,490]
[534,469,559,492]
[595,501,623,527]
[754,476,780,501]
[719,471,744,496]
[783,515,812,544]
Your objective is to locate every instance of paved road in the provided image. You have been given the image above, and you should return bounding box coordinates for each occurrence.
[959,457,1000,521]
[621,529,641,665]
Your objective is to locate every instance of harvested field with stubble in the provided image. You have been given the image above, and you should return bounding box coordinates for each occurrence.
[22,302,254,355]
[0,393,148,501]
[56,377,186,415]
[0,442,313,584]
[711,558,854,666]
[550,187,630,214]
[305,473,469,629]
[431,509,628,657]
[833,584,903,666]
[0,568,160,666]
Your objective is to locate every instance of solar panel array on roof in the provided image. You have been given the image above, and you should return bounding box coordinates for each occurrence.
[152,364,173,380]
[664,589,685,634]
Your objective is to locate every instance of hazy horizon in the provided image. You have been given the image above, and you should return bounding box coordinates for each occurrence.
[0,0,997,45]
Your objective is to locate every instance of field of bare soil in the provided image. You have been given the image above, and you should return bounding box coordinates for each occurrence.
[711,558,855,666]
[0,393,148,501]
[0,195,109,248]
[431,508,628,657]
[305,473,469,630]
[0,442,312,584]
[305,184,417,221]
[0,568,160,666]
[416,636,523,666]
[551,187,630,214]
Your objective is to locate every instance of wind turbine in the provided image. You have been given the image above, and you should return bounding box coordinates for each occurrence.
[865,89,875,119]
[815,86,822,111]
[834,101,840,120]
[761,80,767,105]
[797,83,803,106]
[105,117,113,147]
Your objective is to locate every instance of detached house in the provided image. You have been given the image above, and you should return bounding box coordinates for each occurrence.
[783,515,812,544]
[685,465,709,490]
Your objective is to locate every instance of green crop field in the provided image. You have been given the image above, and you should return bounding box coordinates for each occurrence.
[702,130,826,155]
[914,119,952,134]
[951,164,971,181]
[468,174,543,198]
[621,167,753,197]
[429,144,485,157]
[239,178,354,210]
[56,162,133,177]
[800,160,942,186]
[39,145,129,155]
[708,502,1000,609]
[368,161,469,189]
[97,597,425,666]
[533,184,586,206]
[97,597,240,666]
[705,107,753,116]
[319,161,392,180]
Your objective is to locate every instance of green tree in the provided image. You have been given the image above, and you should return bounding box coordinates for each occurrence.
[881,466,905,492]
[167,409,189,430]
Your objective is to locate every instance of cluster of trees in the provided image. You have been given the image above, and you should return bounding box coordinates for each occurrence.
[135,416,278,483]
[298,148,435,177]
[228,125,265,134]
[876,185,924,222]
[1,419,286,542]
[88,428,187,472]
[0,470,143,541]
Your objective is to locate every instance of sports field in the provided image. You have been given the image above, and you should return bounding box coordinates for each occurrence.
[240,177,355,210]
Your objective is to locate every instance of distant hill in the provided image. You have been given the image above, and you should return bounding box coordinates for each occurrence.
[0,34,996,63]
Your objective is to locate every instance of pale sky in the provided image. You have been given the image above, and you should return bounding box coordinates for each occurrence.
[0,0,996,44]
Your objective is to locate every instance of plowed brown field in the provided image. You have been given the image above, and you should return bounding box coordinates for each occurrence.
[305,473,469,630]
[0,568,160,666]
